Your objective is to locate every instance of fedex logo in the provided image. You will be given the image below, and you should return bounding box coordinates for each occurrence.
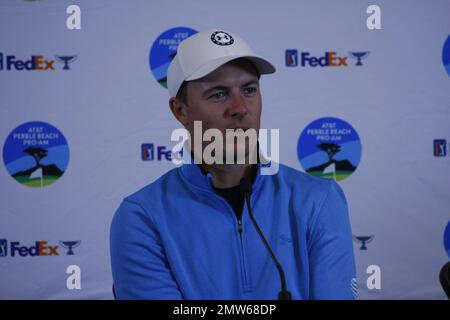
[0,53,77,71]
[11,241,59,257]
[142,143,182,162]
[156,146,173,161]
[285,50,370,67]
[301,52,348,67]
[0,239,80,257]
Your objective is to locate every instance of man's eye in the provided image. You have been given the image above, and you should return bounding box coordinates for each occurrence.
[244,87,257,95]
[209,91,226,99]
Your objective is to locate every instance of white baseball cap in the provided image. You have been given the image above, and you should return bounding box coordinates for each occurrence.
[167,28,276,98]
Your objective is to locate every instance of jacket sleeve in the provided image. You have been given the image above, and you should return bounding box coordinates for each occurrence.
[307,180,357,299]
[110,198,183,299]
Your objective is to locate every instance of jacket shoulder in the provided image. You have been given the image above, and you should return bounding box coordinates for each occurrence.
[122,166,180,207]
[276,163,335,190]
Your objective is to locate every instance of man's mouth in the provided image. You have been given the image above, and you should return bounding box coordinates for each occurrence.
[228,127,250,131]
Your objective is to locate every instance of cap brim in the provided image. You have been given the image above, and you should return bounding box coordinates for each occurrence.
[185,55,275,82]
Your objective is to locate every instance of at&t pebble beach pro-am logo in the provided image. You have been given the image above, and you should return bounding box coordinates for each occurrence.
[444,221,450,259]
[297,117,362,181]
[443,35,450,76]
[3,121,69,187]
[149,27,197,88]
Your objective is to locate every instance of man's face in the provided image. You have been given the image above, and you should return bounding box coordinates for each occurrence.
[181,59,262,163]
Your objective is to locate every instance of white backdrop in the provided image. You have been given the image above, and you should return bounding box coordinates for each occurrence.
[0,0,449,299]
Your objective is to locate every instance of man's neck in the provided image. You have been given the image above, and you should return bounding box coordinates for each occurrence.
[200,163,255,189]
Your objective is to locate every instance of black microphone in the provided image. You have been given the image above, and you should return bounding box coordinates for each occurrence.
[240,177,292,300]
[440,261,450,299]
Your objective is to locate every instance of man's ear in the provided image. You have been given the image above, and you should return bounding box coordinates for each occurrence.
[169,97,188,127]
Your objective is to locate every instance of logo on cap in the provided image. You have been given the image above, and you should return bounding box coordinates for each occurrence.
[211,31,234,46]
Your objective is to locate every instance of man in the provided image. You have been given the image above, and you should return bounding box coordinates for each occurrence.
[110,29,357,299]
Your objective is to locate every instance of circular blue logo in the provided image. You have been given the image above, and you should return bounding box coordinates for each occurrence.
[297,117,362,181]
[444,221,450,259]
[2,121,69,188]
[149,27,197,89]
[443,35,450,77]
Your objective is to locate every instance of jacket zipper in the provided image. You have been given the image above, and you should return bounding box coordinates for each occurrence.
[238,218,243,233]
[205,175,251,292]
[237,210,251,292]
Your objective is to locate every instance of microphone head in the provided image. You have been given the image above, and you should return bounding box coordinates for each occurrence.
[240,176,252,195]
[440,261,450,298]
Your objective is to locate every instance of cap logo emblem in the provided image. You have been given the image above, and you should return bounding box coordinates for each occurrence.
[211,31,234,46]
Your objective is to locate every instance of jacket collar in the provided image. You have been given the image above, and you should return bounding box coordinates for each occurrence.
[179,160,268,192]
[177,139,273,191]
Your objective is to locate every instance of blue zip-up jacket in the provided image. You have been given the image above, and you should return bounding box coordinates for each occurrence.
[110,162,357,299]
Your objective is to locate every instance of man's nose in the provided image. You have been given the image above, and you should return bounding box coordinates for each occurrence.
[228,90,248,118]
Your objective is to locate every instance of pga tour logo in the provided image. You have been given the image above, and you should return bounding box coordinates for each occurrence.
[433,139,447,157]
